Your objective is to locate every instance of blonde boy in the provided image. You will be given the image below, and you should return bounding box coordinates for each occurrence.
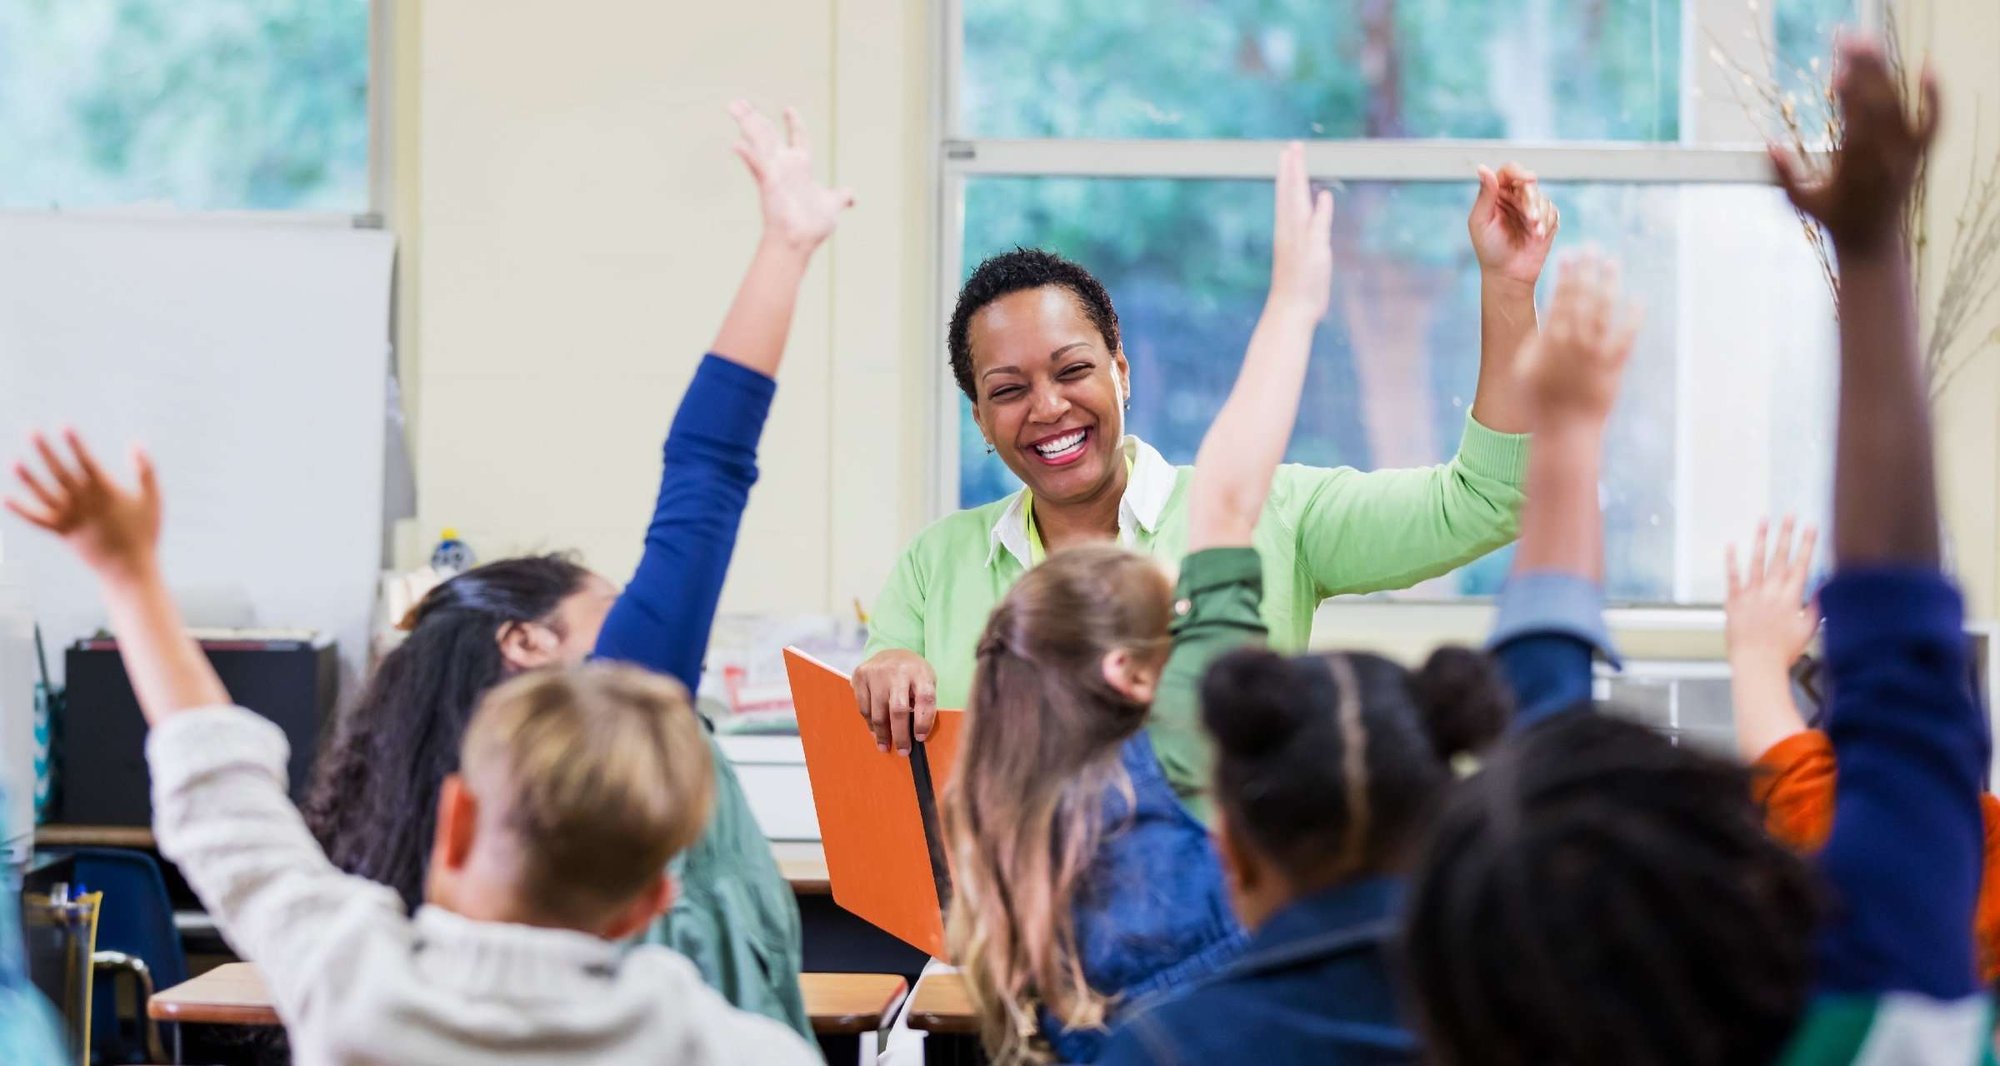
[7,429,816,1065]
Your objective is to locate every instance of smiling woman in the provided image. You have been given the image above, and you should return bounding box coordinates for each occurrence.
[854,165,1559,755]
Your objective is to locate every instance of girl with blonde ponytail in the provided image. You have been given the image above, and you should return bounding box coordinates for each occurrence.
[943,142,1336,1064]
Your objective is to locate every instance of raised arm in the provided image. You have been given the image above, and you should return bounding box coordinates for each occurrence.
[1773,40,1982,1002]
[6,431,221,722]
[7,431,397,1016]
[593,102,852,690]
[710,102,854,377]
[1186,141,1332,551]
[1153,144,1331,814]
[1486,255,1638,726]
[1467,162,1559,436]
[1288,166,1555,598]
[1723,518,1819,760]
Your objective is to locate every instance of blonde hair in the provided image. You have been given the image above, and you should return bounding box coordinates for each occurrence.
[943,545,1173,1065]
[459,663,714,925]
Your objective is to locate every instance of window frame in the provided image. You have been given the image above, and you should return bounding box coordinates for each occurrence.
[931,0,1871,604]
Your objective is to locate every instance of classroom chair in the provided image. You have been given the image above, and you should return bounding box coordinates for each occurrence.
[64,849,184,1064]
[23,887,101,1066]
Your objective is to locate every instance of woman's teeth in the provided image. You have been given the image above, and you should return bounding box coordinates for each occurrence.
[1033,429,1087,459]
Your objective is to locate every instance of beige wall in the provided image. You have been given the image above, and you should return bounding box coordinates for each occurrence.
[1912,0,2000,616]
[395,0,2000,620]
[400,0,933,617]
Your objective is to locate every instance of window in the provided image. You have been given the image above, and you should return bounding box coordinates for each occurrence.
[0,0,373,213]
[944,0,1857,602]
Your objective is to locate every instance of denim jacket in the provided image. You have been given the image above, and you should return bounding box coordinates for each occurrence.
[1042,730,1247,1063]
[1098,877,1416,1066]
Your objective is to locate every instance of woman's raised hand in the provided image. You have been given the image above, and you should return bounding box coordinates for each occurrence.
[1469,163,1559,290]
[1267,141,1335,321]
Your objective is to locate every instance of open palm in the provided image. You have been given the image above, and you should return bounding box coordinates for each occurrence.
[6,429,162,580]
[730,101,854,252]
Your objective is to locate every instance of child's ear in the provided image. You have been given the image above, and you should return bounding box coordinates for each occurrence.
[496,620,559,672]
[601,874,674,941]
[436,774,479,871]
[1100,648,1159,705]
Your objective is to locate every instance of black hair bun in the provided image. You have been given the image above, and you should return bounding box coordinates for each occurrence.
[1200,647,1316,760]
[1409,646,1513,761]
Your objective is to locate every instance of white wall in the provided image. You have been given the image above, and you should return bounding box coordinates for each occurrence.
[404,0,932,618]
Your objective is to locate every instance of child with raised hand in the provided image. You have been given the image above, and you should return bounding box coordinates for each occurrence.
[940,142,1331,1065]
[1727,519,2000,985]
[302,100,849,1037]
[1404,35,1995,1066]
[7,430,818,1065]
[1094,648,1510,1066]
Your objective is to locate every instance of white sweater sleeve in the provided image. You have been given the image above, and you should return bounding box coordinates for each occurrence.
[147,707,408,1019]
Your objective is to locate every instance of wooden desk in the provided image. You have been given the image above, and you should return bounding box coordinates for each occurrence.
[906,971,976,1035]
[36,824,156,849]
[148,963,277,1027]
[772,840,831,896]
[150,963,910,1063]
[907,971,985,1065]
[803,971,906,1064]
[41,827,835,897]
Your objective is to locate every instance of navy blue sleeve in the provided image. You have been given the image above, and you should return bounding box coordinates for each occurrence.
[1813,568,1983,998]
[1486,572,1621,728]
[592,354,775,693]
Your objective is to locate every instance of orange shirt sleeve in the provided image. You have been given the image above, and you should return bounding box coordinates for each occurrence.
[1754,730,2000,983]
[1978,796,2000,983]
[1752,730,1838,853]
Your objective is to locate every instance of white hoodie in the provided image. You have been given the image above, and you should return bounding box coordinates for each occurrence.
[147,707,818,1066]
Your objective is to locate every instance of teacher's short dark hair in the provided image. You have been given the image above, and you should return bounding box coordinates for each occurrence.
[949,248,1121,401]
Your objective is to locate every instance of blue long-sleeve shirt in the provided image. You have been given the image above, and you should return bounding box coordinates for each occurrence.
[1488,568,1996,1063]
[593,353,774,690]
[587,353,811,1039]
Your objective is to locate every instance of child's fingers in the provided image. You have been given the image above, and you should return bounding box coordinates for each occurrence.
[1605,302,1643,369]
[1,496,59,532]
[783,106,806,150]
[1748,519,1770,586]
[1725,543,1743,598]
[1276,142,1307,223]
[1310,188,1335,248]
[62,429,110,488]
[11,462,61,514]
[29,433,78,493]
[1772,515,1798,574]
[1789,526,1820,596]
[1767,145,1824,216]
[731,141,765,182]
[729,99,780,158]
[133,447,160,505]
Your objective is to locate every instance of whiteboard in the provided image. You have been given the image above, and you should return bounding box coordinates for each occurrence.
[0,212,394,693]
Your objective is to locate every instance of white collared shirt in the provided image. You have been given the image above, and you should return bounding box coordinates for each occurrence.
[984,435,1180,570]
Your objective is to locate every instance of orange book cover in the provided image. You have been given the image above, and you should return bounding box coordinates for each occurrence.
[785,648,963,958]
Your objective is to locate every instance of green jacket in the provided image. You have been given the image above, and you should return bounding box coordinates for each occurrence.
[866,416,1530,712]
[638,731,810,1040]
[1152,546,1271,825]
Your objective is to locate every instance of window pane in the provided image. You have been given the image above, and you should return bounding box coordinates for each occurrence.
[0,0,371,211]
[957,176,1837,602]
[1771,0,1859,137]
[962,0,1681,141]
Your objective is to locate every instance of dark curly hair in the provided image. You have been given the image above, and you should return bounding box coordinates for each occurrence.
[1403,711,1820,1066]
[948,248,1121,401]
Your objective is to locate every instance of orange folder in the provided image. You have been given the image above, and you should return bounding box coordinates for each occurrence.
[785,647,964,958]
